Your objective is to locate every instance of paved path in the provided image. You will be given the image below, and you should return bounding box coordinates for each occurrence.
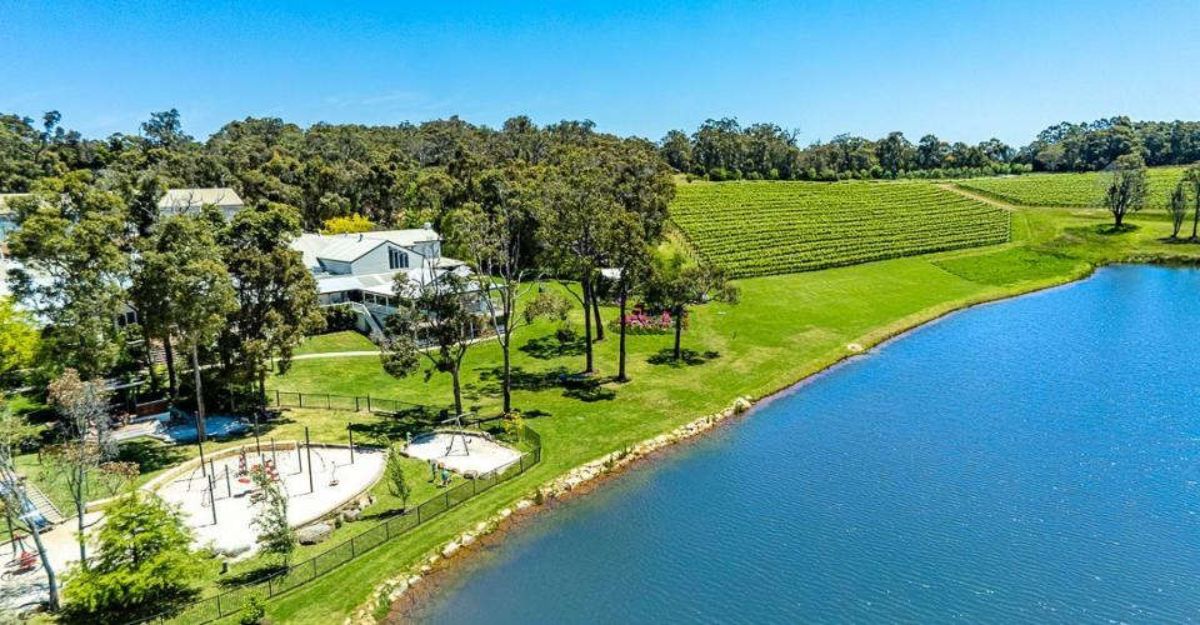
[290,350,381,361]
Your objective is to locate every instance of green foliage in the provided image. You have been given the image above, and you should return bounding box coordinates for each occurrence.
[385,444,411,508]
[238,594,268,625]
[321,214,375,234]
[670,181,1010,278]
[958,166,1187,207]
[62,492,201,624]
[1104,154,1149,228]
[250,467,296,564]
[0,296,37,379]
[5,172,130,377]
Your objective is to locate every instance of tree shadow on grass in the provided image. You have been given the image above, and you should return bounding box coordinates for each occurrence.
[116,439,187,474]
[469,365,615,403]
[518,335,586,360]
[217,563,288,588]
[349,406,446,445]
[1094,223,1140,236]
[647,348,721,367]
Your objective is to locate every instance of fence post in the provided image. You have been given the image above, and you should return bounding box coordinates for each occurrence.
[326,393,331,410]
[312,558,317,580]
[355,396,360,412]
[367,394,372,412]
[216,594,222,617]
[351,536,357,558]
[275,389,280,406]
[298,392,303,407]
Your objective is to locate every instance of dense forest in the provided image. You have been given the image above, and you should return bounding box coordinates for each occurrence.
[0,111,665,233]
[659,116,1200,181]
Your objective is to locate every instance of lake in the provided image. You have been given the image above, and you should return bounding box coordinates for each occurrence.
[412,265,1200,624]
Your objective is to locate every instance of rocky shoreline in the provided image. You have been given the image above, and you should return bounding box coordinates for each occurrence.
[344,395,754,625]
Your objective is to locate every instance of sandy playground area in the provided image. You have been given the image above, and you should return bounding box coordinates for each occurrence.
[403,431,523,477]
[155,444,384,556]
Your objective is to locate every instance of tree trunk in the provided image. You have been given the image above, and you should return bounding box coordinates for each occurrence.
[191,343,207,443]
[142,324,160,392]
[258,371,267,410]
[501,341,512,414]
[673,307,684,361]
[164,333,178,397]
[617,289,629,382]
[1192,205,1200,241]
[581,275,594,374]
[27,521,58,611]
[450,365,464,417]
[591,282,604,342]
[1113,209,1124,229]
[74,467,87,567]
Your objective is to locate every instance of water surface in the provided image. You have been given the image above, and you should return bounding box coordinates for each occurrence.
[416,266,1200,624]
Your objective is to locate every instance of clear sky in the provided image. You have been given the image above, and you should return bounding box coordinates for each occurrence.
[2,1,1198,146]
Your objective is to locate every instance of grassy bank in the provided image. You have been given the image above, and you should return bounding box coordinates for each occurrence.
[244,196,1200,624]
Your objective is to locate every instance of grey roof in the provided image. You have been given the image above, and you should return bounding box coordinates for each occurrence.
[292,228,440,266]
[157,188,244,210]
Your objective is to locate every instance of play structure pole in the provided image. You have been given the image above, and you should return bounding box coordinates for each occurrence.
[253,412,262,460]
[224,464,232,497]
[197,438,208,477]
[348,422,355,464]
[296,441,303,473]
[208,473,218,525]
[271,437,277,466]
[305,426,314,494]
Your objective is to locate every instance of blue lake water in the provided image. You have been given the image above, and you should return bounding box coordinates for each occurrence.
[414,265,1200,624]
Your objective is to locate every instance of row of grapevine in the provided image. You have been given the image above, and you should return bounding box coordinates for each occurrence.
[669,180,1010,278]
[955,166,1187,207]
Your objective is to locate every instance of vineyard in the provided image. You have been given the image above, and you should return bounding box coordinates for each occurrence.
[669,181,1011,278]
[956,166,1186,207]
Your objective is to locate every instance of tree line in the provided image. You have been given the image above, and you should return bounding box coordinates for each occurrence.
[658,116,1200,182]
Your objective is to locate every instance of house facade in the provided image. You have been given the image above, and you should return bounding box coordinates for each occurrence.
[157,188,245,221]
[289,225,480,337]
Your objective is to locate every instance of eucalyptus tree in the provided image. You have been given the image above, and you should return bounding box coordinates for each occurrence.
[1167,180,1189,239]
[0,397,57,610]
[133,211,235,441]
[539,149,622,374]
[1103,154,1148,229]
[1186,164,1200,241]
[451,165,542,413]
[604,211,651,382]
[219,202,323,404]
[5,172,130,378]
[380,266,484,417]
[645,253,738,361]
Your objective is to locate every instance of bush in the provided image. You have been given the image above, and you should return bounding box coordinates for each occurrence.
[239,594,268,625]
[322,305,360,333]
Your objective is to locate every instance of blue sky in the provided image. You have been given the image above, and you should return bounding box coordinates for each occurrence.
[2,1,1198,145]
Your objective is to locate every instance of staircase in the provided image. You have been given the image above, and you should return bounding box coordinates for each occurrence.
[21,481,64,526]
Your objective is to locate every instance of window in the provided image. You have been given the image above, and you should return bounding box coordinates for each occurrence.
[388,248,409,270]
[115,310,138,328]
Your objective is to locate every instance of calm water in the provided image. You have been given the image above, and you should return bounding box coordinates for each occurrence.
[415,266,1200,624]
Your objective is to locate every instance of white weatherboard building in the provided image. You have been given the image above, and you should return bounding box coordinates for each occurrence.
[290,225,476,337]
[157,187,245,221]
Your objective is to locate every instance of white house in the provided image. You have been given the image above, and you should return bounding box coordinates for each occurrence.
[157,188,245,221]
[289,225,478,337]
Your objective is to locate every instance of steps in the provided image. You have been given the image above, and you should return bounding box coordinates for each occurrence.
[20,481,64,526]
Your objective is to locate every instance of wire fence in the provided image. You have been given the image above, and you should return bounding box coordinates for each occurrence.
[126,423,542,625]
[268,390,446,417]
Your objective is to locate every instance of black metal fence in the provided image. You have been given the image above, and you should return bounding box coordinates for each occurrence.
[128,424,542,625]
[269,390,446,417]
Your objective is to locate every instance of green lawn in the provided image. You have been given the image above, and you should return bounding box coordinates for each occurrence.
[293,331,377,356]
[21,182,1200,624]
[247,195,1200,624]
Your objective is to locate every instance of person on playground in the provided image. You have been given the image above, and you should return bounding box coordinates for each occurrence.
[441,467,451,488]
[429,459,437,483]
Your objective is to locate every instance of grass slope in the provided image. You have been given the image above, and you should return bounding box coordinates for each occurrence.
[956,166,1187,208]
[669,180,1010,278]
[250,192,1200,625]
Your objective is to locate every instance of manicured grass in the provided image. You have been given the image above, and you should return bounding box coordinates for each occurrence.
[670,180,1010,278]
[955,166,1187,208]
[293,331,377,356]
[248,191,1200,625]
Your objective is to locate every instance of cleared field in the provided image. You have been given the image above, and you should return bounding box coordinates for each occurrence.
[669,181,1011,278]
[956,166,1187,207]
